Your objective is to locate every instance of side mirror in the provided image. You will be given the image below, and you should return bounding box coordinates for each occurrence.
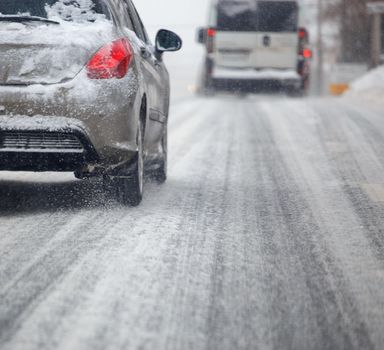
[197,27,206,44]
[155,29,182,53]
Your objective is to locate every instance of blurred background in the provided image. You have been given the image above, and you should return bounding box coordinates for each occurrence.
[136,0,384,101]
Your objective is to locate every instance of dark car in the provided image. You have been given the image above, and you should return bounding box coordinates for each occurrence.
[0,0,182,206]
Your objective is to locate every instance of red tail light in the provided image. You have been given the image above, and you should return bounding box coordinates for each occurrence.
[207,28,216,54]
[299,27,308,41]
[87,38,133,79]
[303,48,312,59]
[207,28,216,38]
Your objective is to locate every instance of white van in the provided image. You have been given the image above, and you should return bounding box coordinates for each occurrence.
[197,0,311,94]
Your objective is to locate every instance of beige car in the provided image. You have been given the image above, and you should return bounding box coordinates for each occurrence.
[0,0,182,206]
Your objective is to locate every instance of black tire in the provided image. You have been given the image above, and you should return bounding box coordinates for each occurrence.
[202,75,216,96]
[150,125,168,184]
[286,85,305,97]
[302,76,310,96]
[198,58,216,96]
[107,120,144,206]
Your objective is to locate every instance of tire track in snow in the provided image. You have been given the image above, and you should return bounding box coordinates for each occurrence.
[260,99,381,348]
[0,96,225,350]
[1,96,384,349]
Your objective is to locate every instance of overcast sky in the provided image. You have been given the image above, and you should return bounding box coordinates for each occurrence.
[135,0,209,28]
[135,0,315,28]
[133,0,319,100]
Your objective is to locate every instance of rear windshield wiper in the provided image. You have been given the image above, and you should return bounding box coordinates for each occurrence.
[0,15,59,25]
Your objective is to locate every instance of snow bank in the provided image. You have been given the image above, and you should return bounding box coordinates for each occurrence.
[350,65,384,92]
[346,65,384,105]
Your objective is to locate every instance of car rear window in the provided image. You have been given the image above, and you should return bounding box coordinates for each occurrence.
[217,0,298,32]
[0,0,108,22]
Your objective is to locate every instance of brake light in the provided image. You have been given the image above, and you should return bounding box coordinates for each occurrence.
[207,28,216,37]
[87,38,133,79]
[303,48,312,59]
[207,28,216,54]
[299,27,308,41]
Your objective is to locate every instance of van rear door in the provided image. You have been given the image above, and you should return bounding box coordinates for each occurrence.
[213,0,299,70]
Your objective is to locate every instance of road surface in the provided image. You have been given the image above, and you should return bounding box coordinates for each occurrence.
[1,95,384,350]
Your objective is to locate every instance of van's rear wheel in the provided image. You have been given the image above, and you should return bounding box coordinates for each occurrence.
[200,58,216,96]
[287,84,306,97]
[202,76,216,96]
[288,76,309,97]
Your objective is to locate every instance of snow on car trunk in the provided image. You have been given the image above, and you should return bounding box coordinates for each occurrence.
[0,19,114,85]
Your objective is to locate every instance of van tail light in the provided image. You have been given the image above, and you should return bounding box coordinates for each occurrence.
[207,28,216,38]
[207,28,216,54]
[87,38,133,79]
[299,48,312,60]
[302,48,312,59]
[298,27,310,58]
[299,28,307,40]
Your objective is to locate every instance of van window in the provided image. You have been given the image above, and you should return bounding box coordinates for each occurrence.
[217,0,298,32]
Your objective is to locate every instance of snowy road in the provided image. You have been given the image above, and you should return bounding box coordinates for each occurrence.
[1,95,384,350]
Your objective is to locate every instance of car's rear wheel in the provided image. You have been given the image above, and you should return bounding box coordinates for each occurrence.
[107,120,144,206]
[150,125,168,184]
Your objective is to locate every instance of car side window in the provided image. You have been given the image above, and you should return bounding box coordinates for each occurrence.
[124,0,146,43]
[129,1,151,44]
[115,0,135,31]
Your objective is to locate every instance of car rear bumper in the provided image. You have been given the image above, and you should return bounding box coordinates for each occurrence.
[210,78,302,92]
[0,121,97,172]
[0,151,92,172]
[209,66,302,91]
[212,66,301,82]
[0,71,141,174]
[0,115,136,174]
